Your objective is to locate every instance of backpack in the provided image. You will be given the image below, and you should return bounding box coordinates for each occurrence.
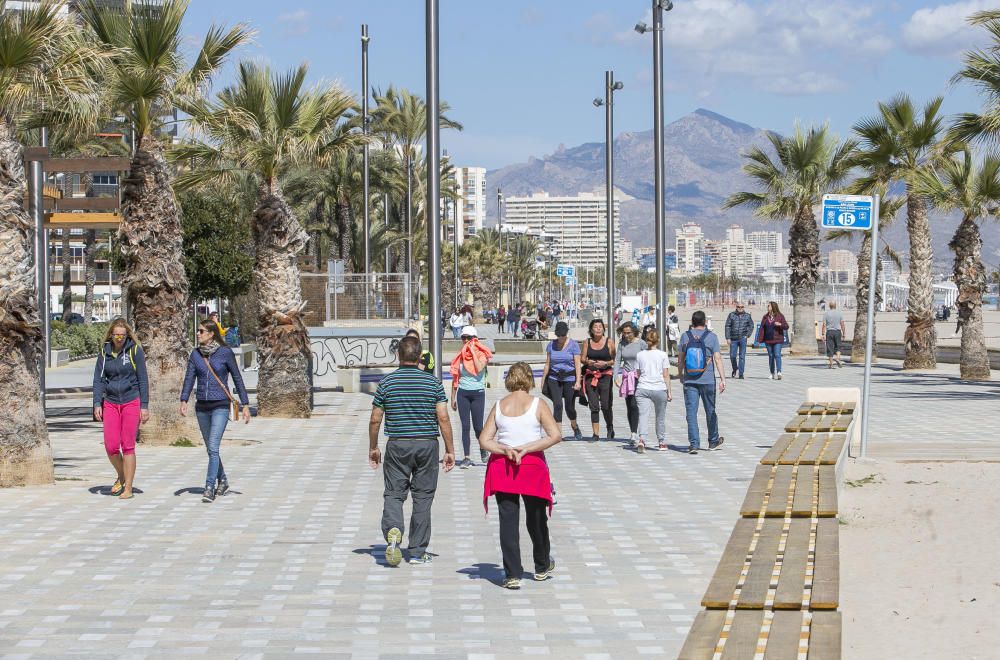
[224,326,241,348]
[683,330,711,376]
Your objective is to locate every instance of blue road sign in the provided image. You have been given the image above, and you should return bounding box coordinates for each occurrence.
[564,276,577,285]
[822,194,873,230]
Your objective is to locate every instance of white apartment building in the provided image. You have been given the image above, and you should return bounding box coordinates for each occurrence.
[675,222,704,273]
[747,230,786,272]
[504,192,622,270]
[707,239,757,277]
[826,249,858,284]
[443,166,486,245]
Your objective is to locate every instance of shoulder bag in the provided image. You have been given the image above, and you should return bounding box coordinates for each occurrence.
[203,355,240,421]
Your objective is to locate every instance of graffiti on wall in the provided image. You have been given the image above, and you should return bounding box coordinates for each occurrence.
[311,336,400,377]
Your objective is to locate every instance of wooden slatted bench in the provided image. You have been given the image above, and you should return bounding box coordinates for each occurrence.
[740,464,838,518]
[760,433,847,466]
[679,610,842,660]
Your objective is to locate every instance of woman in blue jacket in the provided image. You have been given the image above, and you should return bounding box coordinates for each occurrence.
[180,320,251,502]
[92,318,149,500]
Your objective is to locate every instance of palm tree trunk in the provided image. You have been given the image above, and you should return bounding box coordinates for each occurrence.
[903,191,937,369]
[120,138,195,444]
[83,230,96,323]
[951,215,990,380]
[851,232,881,363]
[788,206,820,356]
[336,200,354,273]
[0,120,53,485]
[60,230,72,318]
[253,184,311,417]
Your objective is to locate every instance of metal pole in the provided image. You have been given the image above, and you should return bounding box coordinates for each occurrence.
[452,199,459,310]
[497,188,503,304]
[406,157,413,280]
[30,127,49,404]
[860,193,880,458]
[361,24,371,275]
[384,191,390,272]
[604,71,616,324]
[425,0,443,378]
[652,0,667,340]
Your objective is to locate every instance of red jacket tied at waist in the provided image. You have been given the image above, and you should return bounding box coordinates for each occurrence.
[483,452,552,514]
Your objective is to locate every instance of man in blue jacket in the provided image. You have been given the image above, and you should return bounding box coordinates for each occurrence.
[724,302,754,380]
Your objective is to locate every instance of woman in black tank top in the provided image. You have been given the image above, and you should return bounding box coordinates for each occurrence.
[581,319,616,441]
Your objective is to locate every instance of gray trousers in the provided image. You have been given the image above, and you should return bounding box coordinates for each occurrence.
[381,438,440,555]
[636,387,668,443]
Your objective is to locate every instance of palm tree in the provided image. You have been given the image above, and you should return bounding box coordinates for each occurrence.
[724,125,856,356]
[0,1,104,486]
[852,95,948,369]
[949,10,1000,145]
[173,62,358,417]
[914,150,1000,380]
[80,0,250,440]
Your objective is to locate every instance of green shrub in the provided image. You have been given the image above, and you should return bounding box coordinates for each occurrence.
[50,322,110,358]
[50,320,66,333]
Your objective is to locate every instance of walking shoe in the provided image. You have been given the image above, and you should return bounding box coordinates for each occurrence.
[658,442,668,450]
[732,369,737,378]
[687,446,699,454]
[480,450,490,465]
[216,480,230,497]
[709,437,725,451]
[385,528,403,567]
[573,427,583,441]
[591,434,600,442]
[202,486,216,503]
[502,576,521,590]
[836,359,843,368]
[768,374,774,379]
[534,558,556,581]
[636,440,645,454]
[460,457,472,469]
[608,429,615,441]
[776,372,783,380]
[738,374,744,380]
[408,553,433,565]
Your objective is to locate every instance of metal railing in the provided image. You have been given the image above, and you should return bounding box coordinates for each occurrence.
[326,273,414,325]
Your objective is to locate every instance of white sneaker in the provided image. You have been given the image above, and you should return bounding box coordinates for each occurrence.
[776,372,783,380]
[768,374,774,380]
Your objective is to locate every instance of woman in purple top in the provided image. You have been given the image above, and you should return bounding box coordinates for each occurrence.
[540,321,583,440]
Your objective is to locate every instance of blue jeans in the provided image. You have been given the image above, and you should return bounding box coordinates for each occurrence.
[196,406,229,488]
[765,343,783,374]
[508,319,518,335]
[451,326,462,339]
[729,338,747,376]
[683,382,719,449]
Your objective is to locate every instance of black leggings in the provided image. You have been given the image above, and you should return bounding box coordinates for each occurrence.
[585,374,614,430]
[624,394,639,433]
[456,388,485,457]
[548,378,578,423]
[496,492,550,578]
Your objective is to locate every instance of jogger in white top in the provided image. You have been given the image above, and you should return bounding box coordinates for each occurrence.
[634,329,673,453]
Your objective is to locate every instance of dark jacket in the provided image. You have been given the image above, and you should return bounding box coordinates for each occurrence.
[756,313,789,345]
[92,338,149,409]
[725,311,754,341]
[180,346,250,407]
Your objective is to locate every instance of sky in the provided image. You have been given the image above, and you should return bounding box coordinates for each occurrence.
[184,0,992,170]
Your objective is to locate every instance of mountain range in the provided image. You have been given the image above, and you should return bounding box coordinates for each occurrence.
[486,108,988,272]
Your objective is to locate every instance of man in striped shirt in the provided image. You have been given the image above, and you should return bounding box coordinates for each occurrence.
[369,335,456,566]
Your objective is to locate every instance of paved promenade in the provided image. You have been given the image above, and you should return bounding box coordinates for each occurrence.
[2,354,995,657]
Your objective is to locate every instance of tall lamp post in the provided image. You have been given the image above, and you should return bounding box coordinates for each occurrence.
[425,0,443,377]
[361,24,371,275]
[594,71,623,324]
[452,199,460,310]
[636,0,672,339]
[497,187,503,304]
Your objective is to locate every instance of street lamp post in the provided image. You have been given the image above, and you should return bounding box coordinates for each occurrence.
[636,0,672,340]
[497,187,503,305]
[361,24,371,276]
[452,199,459,310]
[594,71,622,325]
[425,0,443,377]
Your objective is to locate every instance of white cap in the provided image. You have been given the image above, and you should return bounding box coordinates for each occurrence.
[461,325,478,337]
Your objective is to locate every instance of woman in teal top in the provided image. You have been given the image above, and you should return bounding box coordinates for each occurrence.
[452,328,488,468]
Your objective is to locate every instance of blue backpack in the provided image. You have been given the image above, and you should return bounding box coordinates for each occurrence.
[683,330,711,376]
[224,326,241,348]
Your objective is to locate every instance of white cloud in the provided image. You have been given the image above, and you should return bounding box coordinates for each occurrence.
[278,10,308,23]
[900,1,993,56]
[277,9,310,38]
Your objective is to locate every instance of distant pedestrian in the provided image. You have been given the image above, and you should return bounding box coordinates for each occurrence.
[92,318,149,500]
[449,309,464,339]
[369,335,456,566]
[498,306,507,334]
[179,320,251,503]
[479,362,562,589]
[451,326,492,467]
[756,301,790,380]
[666,305,680,357]
[678,310,726,454]
[581,319,616,441]
[634,329,673,453]
[405,329,434,372]
[508,304,521,336]
[208,311,225,338]
[822,301,846,369]
[541,321,583,441]
[613,322,642,447]
[724,302,754,379]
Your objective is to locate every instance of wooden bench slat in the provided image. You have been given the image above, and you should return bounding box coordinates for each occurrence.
[703,519,757,608]
[798,433,830,465]
[765,467,794,517]
[760,435,794,465]
[678,610,728,660]
[808,611,842,658]
[740,465,773,517]
[721,610,765,660]
[774,519,810,609]
[791,467,816,517]
[811,519,839,610]
[818,434,847,464]
[778,434,812,465]
[784,415,809,432]
[765,611,806,659]
[737,519,782,609]
[817,466,838,517]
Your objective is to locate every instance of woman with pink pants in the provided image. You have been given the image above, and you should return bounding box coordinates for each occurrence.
[92,318,149,499]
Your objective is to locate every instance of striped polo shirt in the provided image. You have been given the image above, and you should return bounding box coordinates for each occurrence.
[373,366,447,439]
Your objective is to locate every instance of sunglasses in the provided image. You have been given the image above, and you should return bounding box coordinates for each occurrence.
[111,334,127,339]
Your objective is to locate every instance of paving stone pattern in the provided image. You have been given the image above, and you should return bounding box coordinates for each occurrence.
[1,354,992,658]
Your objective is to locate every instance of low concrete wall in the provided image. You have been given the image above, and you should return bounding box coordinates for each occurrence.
[50,349,70,368]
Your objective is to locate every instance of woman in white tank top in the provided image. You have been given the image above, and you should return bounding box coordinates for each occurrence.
[478,363,562,590]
